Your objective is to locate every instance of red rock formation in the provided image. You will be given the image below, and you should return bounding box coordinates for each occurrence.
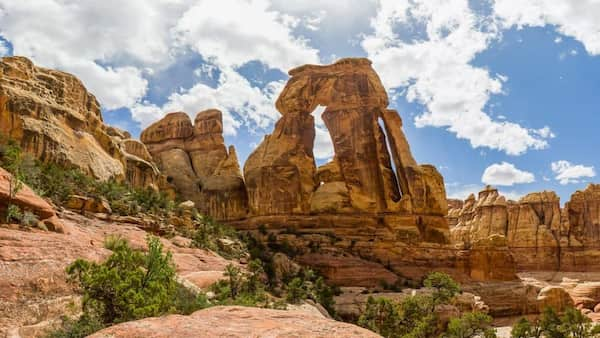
[87,306,380,338]
[0,167,63,232]
[0,56,161,189]
[449,185,600,272]
[243,112,316,215]
[141,110,248,221]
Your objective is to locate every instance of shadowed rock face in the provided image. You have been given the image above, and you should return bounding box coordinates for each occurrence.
[449,185,600,272]
[0,56,161,189]
[141,110,248,221]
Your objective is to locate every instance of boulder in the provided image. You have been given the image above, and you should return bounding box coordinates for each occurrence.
[537,286,574,312]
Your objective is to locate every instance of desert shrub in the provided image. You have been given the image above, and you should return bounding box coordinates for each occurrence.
[358,297,402,338]
[285,277,307,304]
[5,204,22,223]
[21,211,39,227]
[358,272,481,338]
[210,260,268,307]
[66,236,178,324]
[424,271,461,306]
[191,216,246,259]
[444,311,496,338]
[48,236,203,338]
[0,137,179,217]
[46,313,105,338]
[172,283,209,315]
[513,307,600,338]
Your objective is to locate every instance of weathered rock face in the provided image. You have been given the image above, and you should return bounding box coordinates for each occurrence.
[0,167,64,232]
[247,58,446,217]
[141,110,248,221]
[235,58,490,285]
[244,112,316,216]
[88,306,380,338]
[449,185,600,272]
[565,184,600,247]
[0,56,161,189]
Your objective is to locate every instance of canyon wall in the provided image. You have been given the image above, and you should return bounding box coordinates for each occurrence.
[449,185,600,272]
[0,56,162,189]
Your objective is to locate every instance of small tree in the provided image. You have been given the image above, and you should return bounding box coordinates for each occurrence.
[286,277,307,304]
[511,317,542,338]
[1,139,24,222]
[559,307,599,338]
[424,272,461,306]
[67,236,177,324]
[358,296,401,338]
[444,311,496,338]
[540,307,564,338]
[244,259,264,294]
[223,264,242,299]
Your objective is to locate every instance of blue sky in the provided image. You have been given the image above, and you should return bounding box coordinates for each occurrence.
[1,0,599,204]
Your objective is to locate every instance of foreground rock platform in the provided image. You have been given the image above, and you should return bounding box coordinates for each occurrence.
[87,305,381,338]
[0,212,234,337]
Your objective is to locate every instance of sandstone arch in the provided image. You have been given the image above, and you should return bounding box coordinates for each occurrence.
[244,58,447,217]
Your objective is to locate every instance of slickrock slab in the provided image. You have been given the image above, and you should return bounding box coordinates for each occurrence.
[88,306,381,338]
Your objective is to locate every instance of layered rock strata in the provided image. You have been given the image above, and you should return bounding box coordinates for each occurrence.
[141,110,248,221]
[449,185,600,272]
[0,56,161,189]
[236,58,483,285]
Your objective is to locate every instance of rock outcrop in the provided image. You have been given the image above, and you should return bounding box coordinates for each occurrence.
[245,58,446,218]
[141,110,248,221]
[87,306,380,338]
[233,58,484,285]
[0,167,63,232]
[0,56,162,189]
[449,185,600,272]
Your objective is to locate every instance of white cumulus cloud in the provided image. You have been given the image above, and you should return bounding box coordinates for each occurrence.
[132,67,284,136]
[551,160,596,185]
[361,0,553,156]
[481,162,535,186]
[494,0,600,55]
[174,0,319,70]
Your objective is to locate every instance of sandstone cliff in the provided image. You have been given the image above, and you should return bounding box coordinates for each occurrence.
[140,110,248,221]
[0,56,161,189]
[449,185,600,272]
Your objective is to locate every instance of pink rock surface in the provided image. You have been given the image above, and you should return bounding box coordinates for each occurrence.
[88,306,381,338]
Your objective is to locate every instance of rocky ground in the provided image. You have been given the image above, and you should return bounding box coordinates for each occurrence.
[87,306,379,338]
[0,211,234,337]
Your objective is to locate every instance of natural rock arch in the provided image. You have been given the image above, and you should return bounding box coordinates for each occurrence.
[244,58,447,217]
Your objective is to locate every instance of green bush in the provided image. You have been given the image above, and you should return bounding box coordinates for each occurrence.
[444,311,496,338]
[424,271,461,306]
[358,297,402,338]
[358,272,479,338]
[191,216,247,259]
[285,277,307,304]
[46,314,104,338]
[0,136,177,217]
[210,261,268,307]
[513,307,600,338]
[66,236,177,324]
